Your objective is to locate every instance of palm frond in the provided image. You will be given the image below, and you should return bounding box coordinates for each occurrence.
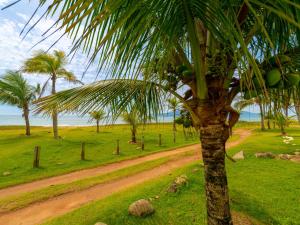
[35,79,167,121]
[0,71,36,107]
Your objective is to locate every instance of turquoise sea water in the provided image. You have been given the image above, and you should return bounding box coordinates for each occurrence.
[0,111,260,126]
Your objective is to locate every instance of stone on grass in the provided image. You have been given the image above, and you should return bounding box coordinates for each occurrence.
[294,151,300,155]
[2,171,11,176]
[167,175,188,193]
[192,168,200,173]
[232,151,245,160]
[128,199,154,217]
[255,152,275,158]
[166,182,178,193]
[94,222,107,225]
[174,174,188,185]
[290,155,300,163]
[278,154,292,160]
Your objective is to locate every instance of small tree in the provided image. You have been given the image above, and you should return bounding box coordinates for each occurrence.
[0,71,38,136]
[122,110,139,143]
[167,98,180,131]
[89,110,105,133]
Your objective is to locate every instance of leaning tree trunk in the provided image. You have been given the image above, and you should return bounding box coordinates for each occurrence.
[173,109,177,131]
[23,104,31,136]
[258,100,265,131]
[131,128,136,143]
[51,75,59,139]
[200,123,232,225]
[96,120,100,133]
[295,104,300,124]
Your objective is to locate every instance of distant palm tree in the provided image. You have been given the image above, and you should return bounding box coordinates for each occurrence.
[122,110,140,143]
[167,98,180,132]
[234,96,266,131]
[89,110,105,133]
[0,71,38,136]
[23,50,82,139]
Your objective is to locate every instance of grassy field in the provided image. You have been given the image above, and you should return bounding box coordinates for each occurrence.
[0,124,198,188]
[43,127,300,225]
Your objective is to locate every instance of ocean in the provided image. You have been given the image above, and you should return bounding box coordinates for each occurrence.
[0,111,260,126]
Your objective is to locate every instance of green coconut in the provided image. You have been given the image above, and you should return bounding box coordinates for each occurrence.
[266,69,281,87]
[176,65,188,74]
[287,73,300,86]
[279,55,291,64]
[182,70,193,78]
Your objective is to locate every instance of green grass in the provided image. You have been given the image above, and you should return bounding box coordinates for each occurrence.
[0,124,198,188]
[0,150,194,213]
[43,127,300,225]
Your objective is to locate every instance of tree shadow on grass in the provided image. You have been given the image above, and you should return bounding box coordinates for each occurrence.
[230,190,281,225]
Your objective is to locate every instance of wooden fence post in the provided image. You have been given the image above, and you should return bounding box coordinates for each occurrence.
[141,136,145,150]
[116,139,120,155]
[33,146,41,168]
[158,134,162,146]
[81,142,85,160]
[173,131,176,143]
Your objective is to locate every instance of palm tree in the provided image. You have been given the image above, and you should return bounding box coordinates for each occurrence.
[122,110,140,143]
[32,1,300,224]
[167,98,180,132]
[234,96,266,131]
[23,50,81,139]
[0,71,38,136]
[89,110,105,133]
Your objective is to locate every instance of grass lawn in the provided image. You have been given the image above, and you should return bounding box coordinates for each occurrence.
[43,127,300,225]
[0,124,198,188]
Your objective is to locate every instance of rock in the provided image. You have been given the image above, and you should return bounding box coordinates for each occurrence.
[290,155,300,163]
[167,175,188,193]
[232,151,245,160]
[155,195,159,199]
[255,152,275,158]
[192,168,200,173]
[278,154,292,160]
[174,174,188,186]
[128,199,154,217]
[2,171,11,176]
[94,223,107,225]
[294,151,300,155]
[136,147,142,150]
[166,182,178,193]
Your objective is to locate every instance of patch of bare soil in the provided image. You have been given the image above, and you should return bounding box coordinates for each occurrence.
[232,211,262,225]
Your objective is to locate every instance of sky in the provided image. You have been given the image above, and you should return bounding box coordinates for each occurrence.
[0,0,103,115]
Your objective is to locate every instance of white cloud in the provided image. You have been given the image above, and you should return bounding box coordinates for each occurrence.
[16,12,29,21]
[0,11,104,93]
[0,0,9,6]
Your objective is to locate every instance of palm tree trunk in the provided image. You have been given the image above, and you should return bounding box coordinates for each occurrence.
[51,75,58,139]
[200,124,232,225]
[96,120,99,133]
[173,109,176,131]
[258,100,265,131]
[280,123,286,136]
[295,104,300,124]
[131,127,136,143]
[23,104,30,136]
